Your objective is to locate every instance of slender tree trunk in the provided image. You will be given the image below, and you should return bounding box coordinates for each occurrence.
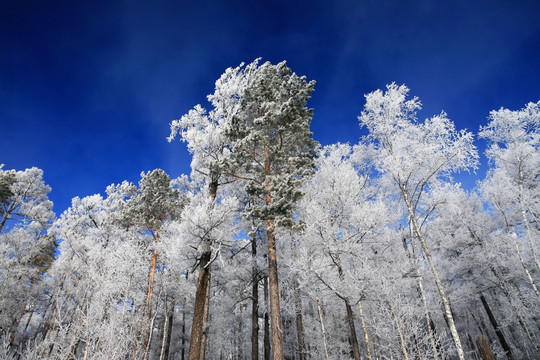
[517,160,540,273]
[315,294,330,360]
[491,266,538,351]
[162,310,174,360]
[494,193,540,297]
[405,234,440,360]
[357,301,373,360]
[144,303,160,360]
[264,276,271,360]
[480,294,513,360]
[389,301,409,360]
[507,282,540,352]
[144,226,162,354]
[252,234,260,360]
[69,288,92,360]
[290,237,306,360]
[345,300,362,360]
[419,279,440,360]
[23,310,34,334]
[401,188,466,360]
[0,201,16,233]
[293,277,306,360]
[39,299,56,343]
[238,307,244,359]
[413,335,423,360]
[509,229,540,297]
[182,304,186,360]
[333,251,361,360]
[159,303,169,360]
[0,214,8,233]
[368,303,380,360]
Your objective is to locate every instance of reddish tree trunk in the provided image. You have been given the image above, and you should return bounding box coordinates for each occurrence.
[476,335,496,360]
[188,251,212,360]
[267,220,284,360]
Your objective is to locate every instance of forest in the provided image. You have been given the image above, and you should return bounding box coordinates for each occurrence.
[1,59,539,360]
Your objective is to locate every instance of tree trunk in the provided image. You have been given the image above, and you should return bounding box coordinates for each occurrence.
[159,304,169,360]
[162,311,174,360]
[252,235,260,360]
[315,294,329,360]
[147,248,159,318]
[267,220,284,360]
[199,270,211,360]
[508,229,540,297]
[0,201,16,233]
[188,179,218,360]
[333,251,361,360]
[402,189,466,360]
[476,335,496,360]
[357,301,373,360]
[480,294,513,360]
[517,160,540,273]
[144,226,162,354]
[293,277,306,360]
[389,301,409,360]
[345,300,362,360]
[188,250,212,360]
[264,276,271,360]
[491,266,537,352]
[406,234,440,360]
[368,303,380,360]
[238,307,244,359]
[290,238,306,360]
[182,304,186,360]
[144,304,159,360]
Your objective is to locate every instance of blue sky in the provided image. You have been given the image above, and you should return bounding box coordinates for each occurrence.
[1,0,540,216]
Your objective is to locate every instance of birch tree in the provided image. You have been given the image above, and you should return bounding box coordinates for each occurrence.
[358,83,478,360]
[479,101,540,297]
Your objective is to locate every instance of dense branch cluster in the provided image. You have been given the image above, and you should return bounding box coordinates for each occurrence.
[1,61,539,360]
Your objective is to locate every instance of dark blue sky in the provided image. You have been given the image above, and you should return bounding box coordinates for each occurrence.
[1,0,540,216]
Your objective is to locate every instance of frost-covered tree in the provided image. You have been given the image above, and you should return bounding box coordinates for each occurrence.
[296,143,443,359]
[175,189,240,358]
[170,59,317,359]
[46,182,148,359]
[169,60,256,360]
[358,83,478,360]
[479,101,540,298]
[0,167,54,233]
[0,166,54,342]
[223,60,318,360]
[297,143,382,360]
[123,169,185,357]
[0,167,15,216]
